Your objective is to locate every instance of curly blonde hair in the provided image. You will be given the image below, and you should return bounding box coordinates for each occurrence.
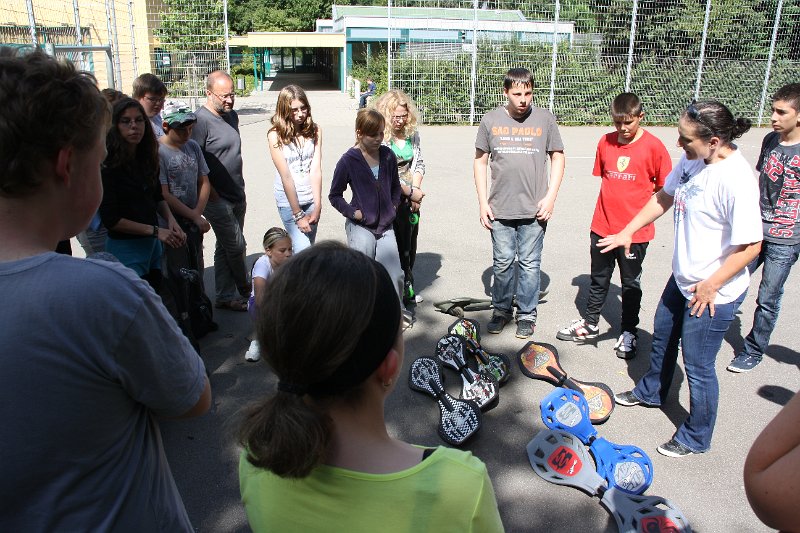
[372,89,420,141]
[269,85,319,146]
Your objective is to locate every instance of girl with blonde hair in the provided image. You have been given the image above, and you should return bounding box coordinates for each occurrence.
[373,89,427,303]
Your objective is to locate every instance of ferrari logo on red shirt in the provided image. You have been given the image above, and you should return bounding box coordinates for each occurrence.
[617,156,630,172]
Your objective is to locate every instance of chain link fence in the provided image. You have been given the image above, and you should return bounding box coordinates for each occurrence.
[1,0,227,99]
[386,0,800,125]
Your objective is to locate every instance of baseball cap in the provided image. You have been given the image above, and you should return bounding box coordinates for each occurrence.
[162,100,196,127]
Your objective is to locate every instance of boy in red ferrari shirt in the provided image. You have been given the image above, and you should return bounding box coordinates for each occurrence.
[556,93,672,359]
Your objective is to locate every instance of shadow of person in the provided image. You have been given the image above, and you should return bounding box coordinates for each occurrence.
[757,384,796,406]
[480,264,550,304]
[410,252,442,294]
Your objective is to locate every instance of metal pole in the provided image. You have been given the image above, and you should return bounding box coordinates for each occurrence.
[694,0,712,100]
[25,0,37,47]
[127,0,138,77]
[469,0,478,124]
[548,0,560,112]
[73,0,86,69]
[104,0,122,89]
[758,0,784,126]
[223,0,231,73]
[387,0,392,90]
[625,0,639,92]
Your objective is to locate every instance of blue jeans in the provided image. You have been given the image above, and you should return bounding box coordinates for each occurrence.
[491,218,546,323]
[278,202,317,254]
[632,276,746,452]
[738,240,800,361]
[345,220,404,302]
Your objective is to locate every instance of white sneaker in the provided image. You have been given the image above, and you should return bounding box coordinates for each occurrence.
[614,331,637,359]
[414,293,424,304]
[245,340,261,362]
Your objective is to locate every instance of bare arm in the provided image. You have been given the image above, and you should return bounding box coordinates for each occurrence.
[157,200,186,246]
[536,150,565,221]
[307,128,323,225]
[688,241,761,317]
[268,130,312,233]
[597,189,674,255]
[744,390,800,530]
[473,149,493,230]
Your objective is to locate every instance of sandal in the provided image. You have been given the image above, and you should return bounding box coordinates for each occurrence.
[215,298,248,312]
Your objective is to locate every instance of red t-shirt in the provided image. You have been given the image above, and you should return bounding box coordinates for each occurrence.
[590,130,672,243]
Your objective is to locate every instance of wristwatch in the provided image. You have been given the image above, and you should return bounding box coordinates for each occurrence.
[152,225,159,237]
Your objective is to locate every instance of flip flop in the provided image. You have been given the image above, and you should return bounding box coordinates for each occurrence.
[215,298,248,312]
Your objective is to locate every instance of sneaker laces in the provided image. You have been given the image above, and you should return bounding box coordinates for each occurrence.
[615,332,636,351]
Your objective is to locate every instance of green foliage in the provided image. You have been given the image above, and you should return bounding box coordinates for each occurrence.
[155,0,225,51]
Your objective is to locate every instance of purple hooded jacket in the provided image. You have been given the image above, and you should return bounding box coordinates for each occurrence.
[329,146,401,235]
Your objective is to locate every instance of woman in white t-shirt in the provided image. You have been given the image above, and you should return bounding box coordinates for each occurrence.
[598,100,762,458]
[269,85,322,253]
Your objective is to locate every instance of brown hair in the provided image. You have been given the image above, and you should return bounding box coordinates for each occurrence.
[238,242,397,478]
[355,108,385,141]
[610,92,643,119]
[504,67,534,90]
[0,48,109,197]
[104,98,159,186]
[269,84,319,146]
[773,83,800,113]
[131,73,166,99]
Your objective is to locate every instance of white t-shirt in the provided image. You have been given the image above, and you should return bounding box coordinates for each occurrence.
[250,255,273,299]
[274,138,316,208]
[663,149,762,303]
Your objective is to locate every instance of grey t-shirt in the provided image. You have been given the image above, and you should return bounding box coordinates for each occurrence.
[475,105,564,219]
[0,253,206,532]
[756,131,800,244]
[191,106,245,204]
[159,139,210,209]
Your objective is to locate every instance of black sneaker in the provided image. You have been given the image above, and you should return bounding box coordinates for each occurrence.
[614,331,637,359]
[556,318,599,342]
[657,438,697,458]
[726,354,762,373]
[614,390,657,407]
[515,320,535,339]
[487,315,509,334]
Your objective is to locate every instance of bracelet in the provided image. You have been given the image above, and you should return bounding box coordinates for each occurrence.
[292,210,305,222]
[152,225,159,237]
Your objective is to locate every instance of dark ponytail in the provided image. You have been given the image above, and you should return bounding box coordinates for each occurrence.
[684,100,751,145]
[239,242,400,478]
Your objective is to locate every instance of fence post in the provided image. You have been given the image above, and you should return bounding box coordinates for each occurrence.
[548,0,560,113]
[387,0,392,90]
[223,0,231,73]
[104,0,123,89]
[73,0,87,69]
[25,0,37,47]
[758,0,784,126]
[127,0,138,78]
[469,0,478,125]
[625,0,639,92]
[694,0,712,100]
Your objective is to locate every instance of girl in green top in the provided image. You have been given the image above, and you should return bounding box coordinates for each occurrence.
[238,243,504,532]
[374,90,427,304]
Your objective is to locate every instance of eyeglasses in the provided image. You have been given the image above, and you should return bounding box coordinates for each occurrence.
[144,96,165,105]
[391,114,409,121]
[211,91,235,101]
[119,117,146,128]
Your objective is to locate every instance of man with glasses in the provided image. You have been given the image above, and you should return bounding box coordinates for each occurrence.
[132,73,168,138]
[191,70,249,312]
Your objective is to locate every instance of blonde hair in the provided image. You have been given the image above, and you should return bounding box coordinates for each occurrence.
[269,84,319,146]
[355,108,385,142]
[373,89,420,140]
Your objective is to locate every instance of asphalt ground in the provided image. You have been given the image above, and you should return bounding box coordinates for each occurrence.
[76,73,799,532]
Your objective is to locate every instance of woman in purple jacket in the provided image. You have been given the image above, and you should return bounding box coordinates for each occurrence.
[329,109,408,319]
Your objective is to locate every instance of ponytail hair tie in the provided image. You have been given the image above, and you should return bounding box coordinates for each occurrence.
[277,381,308,396]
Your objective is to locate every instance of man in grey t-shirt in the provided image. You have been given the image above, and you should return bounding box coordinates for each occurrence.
[473,67,565,339]
[192,70,249,311]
